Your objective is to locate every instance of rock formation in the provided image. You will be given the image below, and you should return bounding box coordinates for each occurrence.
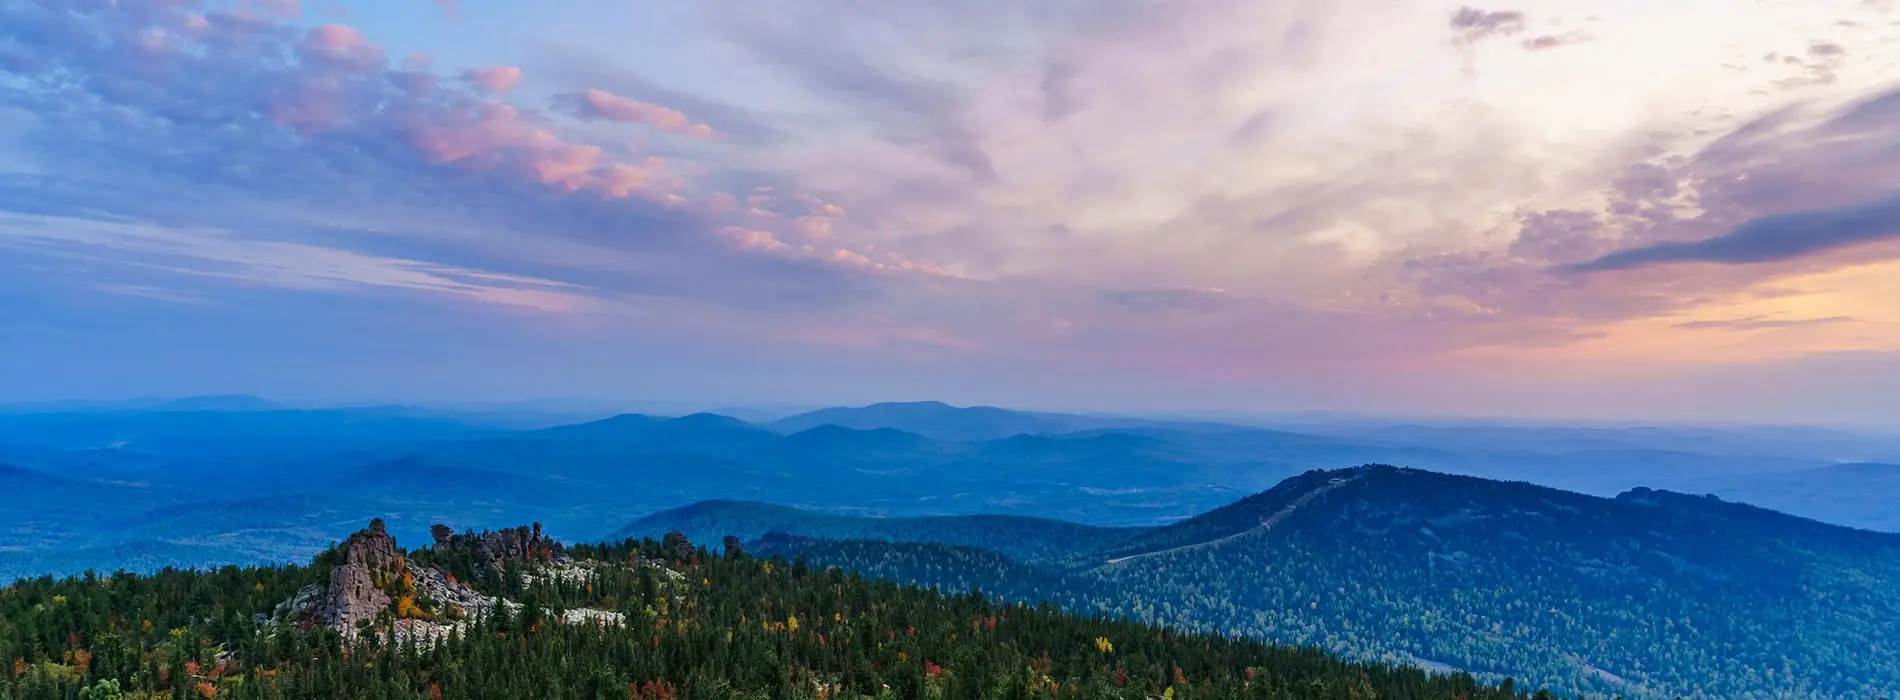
[662,531,694,561]
[274,518,620,643]
[431,521,568,574]
[274,518,408,634]
[323,518,404,629]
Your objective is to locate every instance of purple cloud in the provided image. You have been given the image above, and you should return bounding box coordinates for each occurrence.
[1560,194,1900,272]
[1450,7,1527,45]
[1557,84,1900,274]
[1522,31,1592,51]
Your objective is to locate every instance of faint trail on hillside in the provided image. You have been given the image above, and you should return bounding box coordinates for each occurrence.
[1095,475,1361,569]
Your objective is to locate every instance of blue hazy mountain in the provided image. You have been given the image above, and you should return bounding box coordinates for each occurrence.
[768,400,1083,440]
[1665,461,1900,532]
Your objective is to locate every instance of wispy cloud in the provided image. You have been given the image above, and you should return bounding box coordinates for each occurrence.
[1098,288,1231,314]
[1673,316,1863,331]
[1522,31,1592,51]
[1561,194,1900,272]
[555,89,716,138]
[0,211,603,313]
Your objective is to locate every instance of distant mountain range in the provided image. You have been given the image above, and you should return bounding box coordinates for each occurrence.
[627,465,1900,699]
[1668,461,1900,532]
[2,398,1897,578]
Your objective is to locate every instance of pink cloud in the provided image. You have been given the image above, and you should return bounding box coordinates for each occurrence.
[402,100,547,163]
[704,192,739,214]
[531,144,605,190]
[400,99,675,200]
[465,65,522,93]
[5,0,956,287]
[570,89,716,138]
[718,226,788,251]
[266,75,347,134]
[298,24,385,73]
[796,216,836,238]
[829,248,874,266]
[596,158,668,198]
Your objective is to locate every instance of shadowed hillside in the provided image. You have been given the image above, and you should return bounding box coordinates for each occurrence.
[643,465,1900,699]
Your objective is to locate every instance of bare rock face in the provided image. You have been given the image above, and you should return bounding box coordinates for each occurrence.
[322,562,390,631]
[272,518,408,635]
[319,518,405,631]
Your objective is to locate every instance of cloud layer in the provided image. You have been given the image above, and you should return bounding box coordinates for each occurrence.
[5,0,1900,417]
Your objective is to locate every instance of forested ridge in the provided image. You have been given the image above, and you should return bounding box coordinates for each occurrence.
[653,466,1900,699]
[1,524,1547,700]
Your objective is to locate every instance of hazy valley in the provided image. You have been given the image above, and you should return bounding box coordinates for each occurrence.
[5,399,1898,584]
[6,399,1900,697]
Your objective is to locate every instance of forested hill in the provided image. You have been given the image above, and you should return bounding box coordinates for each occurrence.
[639,465,1900,699]
[0,520,1543,700]
[615,500,1141,563]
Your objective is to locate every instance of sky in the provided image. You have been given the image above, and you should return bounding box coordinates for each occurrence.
[5,0,1900,423]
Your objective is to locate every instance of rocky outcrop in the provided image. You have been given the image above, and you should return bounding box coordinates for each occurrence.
[431,521,568,574]
[662,531,694,561]
[321,518,404,630]
[274,519,408,634]
[274,518,621,643]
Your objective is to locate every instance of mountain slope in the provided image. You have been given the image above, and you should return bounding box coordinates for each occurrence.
[1092,467,1899,697]
[711,466,1900,699]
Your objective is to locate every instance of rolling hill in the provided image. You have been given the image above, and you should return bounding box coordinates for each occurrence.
[632,465,1900,699]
